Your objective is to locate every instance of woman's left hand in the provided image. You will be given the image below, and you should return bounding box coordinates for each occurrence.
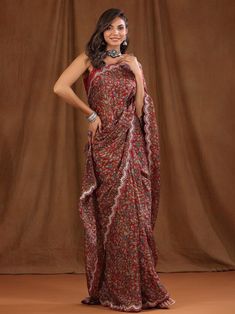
[118,54,142,77]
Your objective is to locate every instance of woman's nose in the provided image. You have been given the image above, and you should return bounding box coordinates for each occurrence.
[112,28,119,34]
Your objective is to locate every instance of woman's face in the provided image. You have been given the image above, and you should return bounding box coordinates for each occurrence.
[103,16,128,50]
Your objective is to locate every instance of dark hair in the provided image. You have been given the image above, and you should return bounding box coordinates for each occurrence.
[85,8,129,68]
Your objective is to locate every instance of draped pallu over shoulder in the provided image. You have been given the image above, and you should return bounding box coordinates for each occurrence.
[78,63,175,312]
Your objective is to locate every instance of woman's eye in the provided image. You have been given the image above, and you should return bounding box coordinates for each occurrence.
[107,25,112,30]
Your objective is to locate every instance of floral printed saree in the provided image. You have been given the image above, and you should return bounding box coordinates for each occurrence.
[78,62,175,312]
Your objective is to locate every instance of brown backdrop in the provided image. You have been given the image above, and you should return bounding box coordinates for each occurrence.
[0,0,234,274]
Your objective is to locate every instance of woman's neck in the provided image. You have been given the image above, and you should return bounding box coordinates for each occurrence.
[106,45,121,53]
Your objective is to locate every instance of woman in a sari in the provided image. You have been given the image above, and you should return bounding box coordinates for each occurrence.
[54,7,175,312]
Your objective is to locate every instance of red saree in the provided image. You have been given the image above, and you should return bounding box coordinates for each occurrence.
[78,62,175,312]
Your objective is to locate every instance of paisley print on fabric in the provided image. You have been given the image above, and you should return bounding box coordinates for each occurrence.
[78,62,175,312]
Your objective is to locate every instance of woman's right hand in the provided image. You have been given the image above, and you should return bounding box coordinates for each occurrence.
[88,115,102,144]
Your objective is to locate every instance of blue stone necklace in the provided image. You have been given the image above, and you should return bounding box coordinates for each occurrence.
[106,49,122,58]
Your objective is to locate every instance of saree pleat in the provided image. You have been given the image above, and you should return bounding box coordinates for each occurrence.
[78,63,175,311]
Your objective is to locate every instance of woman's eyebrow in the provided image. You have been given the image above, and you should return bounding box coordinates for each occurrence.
[109,23,125,27]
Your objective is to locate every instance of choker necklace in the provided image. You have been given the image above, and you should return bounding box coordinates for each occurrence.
[106,49,121,58]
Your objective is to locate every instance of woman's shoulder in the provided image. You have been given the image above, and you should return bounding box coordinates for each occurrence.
[76,51,91,66]
[76,51,93,74]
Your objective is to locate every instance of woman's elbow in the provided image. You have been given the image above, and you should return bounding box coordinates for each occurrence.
[53,83,63,95]
[53,79,70,93]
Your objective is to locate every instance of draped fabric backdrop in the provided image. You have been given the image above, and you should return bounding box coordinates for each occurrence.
[0,0,234,273]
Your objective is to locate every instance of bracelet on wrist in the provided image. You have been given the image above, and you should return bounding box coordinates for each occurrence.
[87,111,98,122]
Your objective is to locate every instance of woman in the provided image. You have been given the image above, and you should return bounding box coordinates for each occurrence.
[54,8,176,312]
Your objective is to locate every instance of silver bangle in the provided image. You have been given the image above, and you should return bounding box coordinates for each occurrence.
[87,111,97,122]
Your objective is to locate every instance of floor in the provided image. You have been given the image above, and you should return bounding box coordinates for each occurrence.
[0,271,234,314]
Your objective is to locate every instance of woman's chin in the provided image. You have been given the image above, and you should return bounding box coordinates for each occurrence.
[107,40,122,46]
[106,44,121,50]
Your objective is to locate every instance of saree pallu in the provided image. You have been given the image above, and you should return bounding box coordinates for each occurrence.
[78,63,175,312]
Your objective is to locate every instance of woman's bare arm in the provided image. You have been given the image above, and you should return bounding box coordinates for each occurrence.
[53,52,93,116]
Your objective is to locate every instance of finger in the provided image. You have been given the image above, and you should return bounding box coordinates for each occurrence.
[99,124,102,132]
[88,130,91,142]
[117,58,125,64]
[120,57,130,63]
[92,132,95,144]
[119,60,128,65]
[118,55,127,61]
